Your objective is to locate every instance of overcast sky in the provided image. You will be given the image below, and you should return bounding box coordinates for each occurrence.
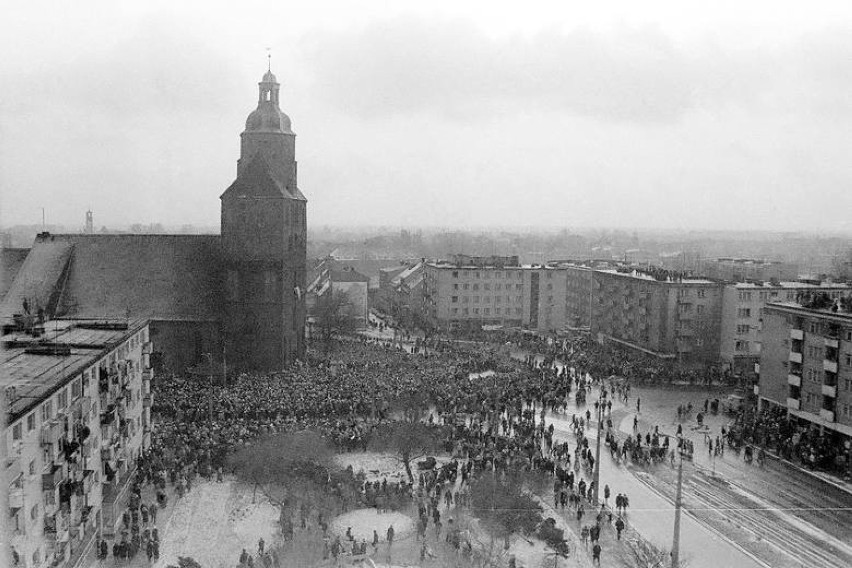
[1,0,851,233]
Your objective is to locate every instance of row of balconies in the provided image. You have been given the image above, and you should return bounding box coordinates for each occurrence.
[786,396,836,422]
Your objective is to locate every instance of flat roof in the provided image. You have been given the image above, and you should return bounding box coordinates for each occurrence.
[2,318,149,422]
[764,302,852,321]
[596,268,717,285]
[730,281,849,289]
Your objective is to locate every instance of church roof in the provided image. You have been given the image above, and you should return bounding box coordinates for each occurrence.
[0,248,31,300]
[221,154,306,201]
[0,239,73,319]
[2,233,224,323]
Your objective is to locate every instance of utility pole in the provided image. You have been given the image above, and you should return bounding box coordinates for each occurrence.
[593,390,603,504]
[671,439,684,568]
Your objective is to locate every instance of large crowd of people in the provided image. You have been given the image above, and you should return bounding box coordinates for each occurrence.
[105,318,844,567]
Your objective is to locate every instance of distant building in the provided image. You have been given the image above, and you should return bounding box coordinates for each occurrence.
[720,281,850,377]
[3,318,151,565]
[702,258,799,283]
[423,256,567,333]
[308,266,370,329]
[758,302,852,450]
[0,68,307,372]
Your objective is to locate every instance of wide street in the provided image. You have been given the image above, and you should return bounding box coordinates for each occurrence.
[519,350,852,568]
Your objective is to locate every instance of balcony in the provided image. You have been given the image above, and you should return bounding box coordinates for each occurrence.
[823,360,838,373]
[41,420,63,446]
[820,408,835,422]
[787,374,802,387]
[822,384,837,398]
[790,328,804,341]
[787,397,800,410]
[824,337,839,349]
[788,351,803,364]
[753,385,760,395]
[43,464,64,490]
[9,486,24,508]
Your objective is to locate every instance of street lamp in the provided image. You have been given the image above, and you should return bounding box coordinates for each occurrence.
[659,432,689,568]
[593,385,606,505]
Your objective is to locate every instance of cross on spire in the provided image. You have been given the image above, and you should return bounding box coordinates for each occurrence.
[266,47,271,72]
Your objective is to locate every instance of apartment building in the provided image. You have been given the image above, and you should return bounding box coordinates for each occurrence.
[588,268,724,364]
[758,303,852,445]
[721,282,850,377]
[3,318,152,568]
[702,258,799,283]
[423,255,568,333]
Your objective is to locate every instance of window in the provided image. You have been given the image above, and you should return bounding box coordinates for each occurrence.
[475,273,480,279]
[12,423,22,441]
[57,389,68,410]
[452,271,458,278]
[484,284,491,291]
[473,284,479,291]
[515,308,522,315]
[484,296,490,303]
[473,308,480,314]
[463,308,469,315]
[737,308,751,318]
[697,305,704,315]
[463,284,469,290]
[737,324,749,335]
[451,308,458,315]
[451,296,458,303]
[809,323,818,333]
[27,413,35,432]
[29,460,36,476]
[30,504,38,520]
[697,290,706,298]
[41,402,52,422]
[453,284,459,290]
[495,308,501,315]
[495,284,502,291]
[547,283,553,290]
[845,354,852,366]
[846,330,852,341]
[696,338,704,347]
[495,296,501,303]
[484,308,490,315]
[516,284,522,291]
[473,296,480,303]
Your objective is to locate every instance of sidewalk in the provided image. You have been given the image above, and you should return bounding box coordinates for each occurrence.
[756,445,852,496]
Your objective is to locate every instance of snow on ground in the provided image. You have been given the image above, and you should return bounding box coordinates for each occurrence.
[330,509,415,542]
[335,452,408,482]
[154,478,279,568]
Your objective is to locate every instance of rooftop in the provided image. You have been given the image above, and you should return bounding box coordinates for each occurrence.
[596,268,717,285]
[765,301,852,321]
[2,318,148,422]
[731,281,849,289]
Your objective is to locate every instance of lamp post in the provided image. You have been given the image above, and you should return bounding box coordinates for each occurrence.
[593,387,604,505]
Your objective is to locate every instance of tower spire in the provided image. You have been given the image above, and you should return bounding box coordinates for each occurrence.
[266,47,271,72]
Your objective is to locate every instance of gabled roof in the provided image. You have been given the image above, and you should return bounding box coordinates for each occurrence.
[0,239,73,319]
[330,269,370,283]
[221,154,285,200]
[2,233,224,322]
[0,248,31,301]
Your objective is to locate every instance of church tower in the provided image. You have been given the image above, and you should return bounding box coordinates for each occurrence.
[220,68,307,370]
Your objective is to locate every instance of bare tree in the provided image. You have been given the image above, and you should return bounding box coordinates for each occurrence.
[228,430,336,513]
[620,537,687,568]
[368,420,443,483]
[469,473,542,546]
[314,289,358,341]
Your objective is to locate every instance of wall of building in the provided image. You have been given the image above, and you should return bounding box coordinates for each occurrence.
[332,281,369,328]
[148,320,220,374]
[4,323,150,566]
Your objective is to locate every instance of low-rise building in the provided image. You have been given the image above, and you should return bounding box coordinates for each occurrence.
[308,266,371,331]
[701,258,799,283]
[3,318,152,567]
[758,301,852,456]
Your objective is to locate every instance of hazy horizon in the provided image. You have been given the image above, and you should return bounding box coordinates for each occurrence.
[2,1,852,233]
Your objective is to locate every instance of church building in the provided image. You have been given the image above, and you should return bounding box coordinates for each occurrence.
[0,69,307,372]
